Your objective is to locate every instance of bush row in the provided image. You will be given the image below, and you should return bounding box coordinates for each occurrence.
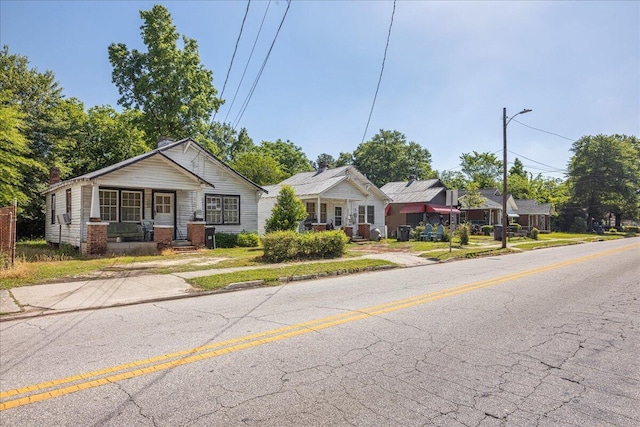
[213,231,260,248]
[261,230,349,262]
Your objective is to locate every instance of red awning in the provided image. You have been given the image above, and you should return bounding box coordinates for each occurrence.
[426,204,461,214]
[399,203,426,214]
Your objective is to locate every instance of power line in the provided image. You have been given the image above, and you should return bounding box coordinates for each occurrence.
[223,0,272,124]
[361,0,396,144]
[508,150,568,174]
[232,0,291,129]
[512,118,576,142]
[210,0,252,125]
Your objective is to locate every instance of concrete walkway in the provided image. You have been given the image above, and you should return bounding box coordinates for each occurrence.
[0,252,434,319]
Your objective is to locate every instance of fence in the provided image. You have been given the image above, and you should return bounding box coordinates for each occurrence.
[0,202,17,267]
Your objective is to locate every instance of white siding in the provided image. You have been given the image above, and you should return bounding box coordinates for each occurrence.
[45,184,83,247]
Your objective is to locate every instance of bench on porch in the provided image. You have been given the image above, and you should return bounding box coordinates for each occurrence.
[107,222,144,241]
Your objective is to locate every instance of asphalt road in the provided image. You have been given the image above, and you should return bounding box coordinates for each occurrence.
[1,238,639,426]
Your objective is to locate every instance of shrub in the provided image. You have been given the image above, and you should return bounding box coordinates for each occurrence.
[530,227,539,240]
[214,232,238,248]
[608,228,617,234]
[264,185,307,233]
[456,223,470,245]
[237,231,260,247]
[480,225,493,235]
[412,225,425,240]
[262,230,348,262]
[440,227,450,242]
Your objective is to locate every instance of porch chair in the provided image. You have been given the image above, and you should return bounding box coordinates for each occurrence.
[420,224,433,241]
[435,224,444,241]
[141,220,154,242]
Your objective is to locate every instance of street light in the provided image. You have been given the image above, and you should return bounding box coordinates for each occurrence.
[502,107,532,248]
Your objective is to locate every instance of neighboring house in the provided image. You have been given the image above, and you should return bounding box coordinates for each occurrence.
[44,137,266,255]
[258,164,390,239]
[513,199,553,233]
[380,177,460,236]
[458,188,517,226]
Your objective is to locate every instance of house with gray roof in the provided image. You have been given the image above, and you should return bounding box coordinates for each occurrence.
[43,137,266,255]
[458,188,518,226]
[380,177,460,237]
[258,164,390,240]
[513,199,553,233]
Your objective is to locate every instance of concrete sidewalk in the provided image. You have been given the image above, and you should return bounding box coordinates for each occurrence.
[0,252,434,319]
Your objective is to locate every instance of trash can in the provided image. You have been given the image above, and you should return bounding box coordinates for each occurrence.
[397,225,411,242]
[493,225,503,241]
[370,228,382,241]
[205,226,216,249]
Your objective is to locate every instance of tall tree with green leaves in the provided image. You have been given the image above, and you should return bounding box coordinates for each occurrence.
[335,151,354,167]
[459,151,502,189]
[257,139,313,177]
[568,134,640,227]
[108,4,222,147]
[205,122,254,162]
[264,185,307,233]
[231,151,286,186]
[1,46,85,236]
[0,92,42,206]
[439,170,468,190]
[314,153,335,169]
[69,106,149,176]
[507,158,532,199]
[352,129,432,187]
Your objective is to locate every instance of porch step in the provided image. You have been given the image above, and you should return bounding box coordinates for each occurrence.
[171,240,199,253]
[350,236,369,244]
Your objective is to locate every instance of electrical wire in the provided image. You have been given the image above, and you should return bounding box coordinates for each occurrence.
[512,118,576,142]
[223,0,272,124]
[210,0,252,126]
[232,0,291,129]
[361,0,396,144]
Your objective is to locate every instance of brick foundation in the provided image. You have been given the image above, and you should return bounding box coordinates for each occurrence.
[87,222,108,255]
[312,223,327,232]
[187,222,205,247]
[342,226,353,238]
[154,226,174,245]
[358,223,371,240]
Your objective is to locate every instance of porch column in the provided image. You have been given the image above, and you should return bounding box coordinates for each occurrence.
[195,185,205,220]
[317,196,321,222]
[89,183,101,222]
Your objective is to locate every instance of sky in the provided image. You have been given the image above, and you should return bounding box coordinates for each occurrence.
[1,0,638,181]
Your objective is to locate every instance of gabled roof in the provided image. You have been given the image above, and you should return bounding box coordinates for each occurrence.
[262,165,389,201]
[514,199,553,215]
[44,137,266,194]
[380,179,446,204]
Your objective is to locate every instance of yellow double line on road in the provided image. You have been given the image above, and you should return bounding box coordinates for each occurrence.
[2,243,637,411]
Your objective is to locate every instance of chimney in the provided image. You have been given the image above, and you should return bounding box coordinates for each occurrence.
[318,161,328,172]
[405,174,417,187]
[158,136,173,148]
[49,167,61,185]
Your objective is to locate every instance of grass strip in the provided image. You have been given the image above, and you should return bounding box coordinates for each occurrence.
[188,259,395,290]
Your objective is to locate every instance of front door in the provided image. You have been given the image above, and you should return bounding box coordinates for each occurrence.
[154,192,175,230]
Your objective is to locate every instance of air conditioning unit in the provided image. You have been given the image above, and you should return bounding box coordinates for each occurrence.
[57,213,71,225]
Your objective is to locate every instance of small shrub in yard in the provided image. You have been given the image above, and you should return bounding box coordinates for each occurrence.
[608,228,617,234]
[456,223,470,245]
[412,225,425,240]
[214,233,238,248]
[530,227,539,240]
[262,230,348,262]
[481,225,493,235]
[237,231,260,247]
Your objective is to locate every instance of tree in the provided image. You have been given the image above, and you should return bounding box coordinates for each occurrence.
[314,153,335,169]
[205,122,254,162]
[108,4,221,148]
[335,152,354,167]
[1,46,85,237]
[257,139,313,177]
[264,185,307,233]
[459,151,502,189]
[568,134,640,228]
[439,170,468,190]
[459,182,486,209]
[352,129,432,187]
[69,106,149,176]
[231,152,286,186]
[0,92,42,206]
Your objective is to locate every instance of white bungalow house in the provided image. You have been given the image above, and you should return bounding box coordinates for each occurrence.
[258,164,390,240]
[44,137,266,255]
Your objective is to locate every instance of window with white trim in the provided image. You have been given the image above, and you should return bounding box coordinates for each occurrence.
[121,191,142,222]
[306,202,316,221]
[99,190,118,222]
[65,189,72,218]
[51,193,56,224]
[358,205,375,224]
[320,203,327,223]
[205,195,240,225]
[334,206,342,226]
